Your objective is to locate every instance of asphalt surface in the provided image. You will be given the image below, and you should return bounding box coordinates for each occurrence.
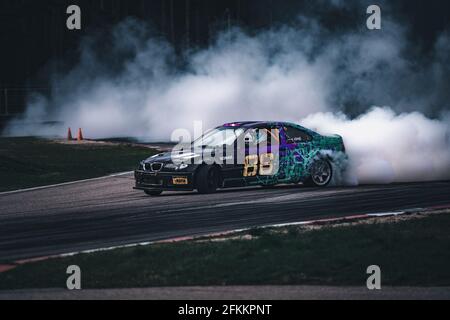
[0,174,449,261]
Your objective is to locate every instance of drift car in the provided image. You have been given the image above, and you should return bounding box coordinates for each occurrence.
[134,121,346,196]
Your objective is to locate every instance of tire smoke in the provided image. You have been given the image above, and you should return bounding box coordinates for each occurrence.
[302,107,450,184]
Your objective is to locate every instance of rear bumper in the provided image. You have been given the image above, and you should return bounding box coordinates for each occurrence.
[134,170,195,191]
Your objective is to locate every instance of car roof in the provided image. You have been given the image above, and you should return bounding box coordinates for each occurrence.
[220,121,319,137]
[221,121,300,128]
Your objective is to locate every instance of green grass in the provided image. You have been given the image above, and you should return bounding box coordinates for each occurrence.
[1,213,450,289]
[0,137,157,192]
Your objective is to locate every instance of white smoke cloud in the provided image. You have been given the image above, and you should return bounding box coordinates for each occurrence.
[2,15,450,184]
[301,107,450,184]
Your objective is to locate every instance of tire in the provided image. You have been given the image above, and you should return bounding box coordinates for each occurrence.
[305,159,333,187]
[196,165,219,194]
[144,189,163,196]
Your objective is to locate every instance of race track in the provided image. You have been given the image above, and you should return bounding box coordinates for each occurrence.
[0,173,449,261]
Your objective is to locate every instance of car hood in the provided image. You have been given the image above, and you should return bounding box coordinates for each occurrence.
[143,150,206,164]
[144,152,173,163]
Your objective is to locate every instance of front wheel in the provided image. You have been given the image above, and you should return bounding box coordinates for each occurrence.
[144,189,163,196]
[305,159,333,187]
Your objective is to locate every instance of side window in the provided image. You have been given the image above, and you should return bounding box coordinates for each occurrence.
[245,127,279,146]
[255,128,268,145]
[259,127,281,146]
[284,126,312,143]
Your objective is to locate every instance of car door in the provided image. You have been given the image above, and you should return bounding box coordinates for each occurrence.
[220,126,282,187]
[240,126,281,184]
[279,125,313,181]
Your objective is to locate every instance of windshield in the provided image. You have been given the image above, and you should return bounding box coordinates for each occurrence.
[192,127,244,148]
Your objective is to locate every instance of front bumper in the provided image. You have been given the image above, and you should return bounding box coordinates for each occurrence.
[134,170,195,191]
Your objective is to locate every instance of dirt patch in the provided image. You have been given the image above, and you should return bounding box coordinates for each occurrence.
[196,234,257,243]
[297,209,450,232]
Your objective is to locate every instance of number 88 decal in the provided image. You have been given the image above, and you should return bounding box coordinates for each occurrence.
[243,153,276,177]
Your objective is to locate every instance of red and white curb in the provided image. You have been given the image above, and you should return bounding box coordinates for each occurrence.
[1,204,449,273]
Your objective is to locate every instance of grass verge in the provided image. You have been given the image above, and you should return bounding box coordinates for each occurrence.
[0,137,157,192]
[1,211,449,289]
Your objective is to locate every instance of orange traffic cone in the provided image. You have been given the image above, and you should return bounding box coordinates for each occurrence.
[77,128,84,141]
[67,127,73,140]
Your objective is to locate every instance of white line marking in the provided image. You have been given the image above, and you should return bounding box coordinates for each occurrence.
[0,171,133,196]
[367,211,405,217]
[58,241,153,257]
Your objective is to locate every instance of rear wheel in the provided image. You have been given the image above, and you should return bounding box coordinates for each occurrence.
[196,165,219,194]
[305,159,333,187]
[144,189,163,196]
